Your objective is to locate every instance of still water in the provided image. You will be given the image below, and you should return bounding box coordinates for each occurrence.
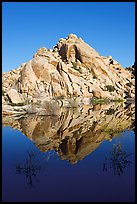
[2,103,135,202]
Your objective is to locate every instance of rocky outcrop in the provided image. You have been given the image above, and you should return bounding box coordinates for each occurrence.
[2,34,135,114]
[2,103,135,164]
[125,63,135,76]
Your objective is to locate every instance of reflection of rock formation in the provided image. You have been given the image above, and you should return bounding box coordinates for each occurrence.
[2,103,135,164]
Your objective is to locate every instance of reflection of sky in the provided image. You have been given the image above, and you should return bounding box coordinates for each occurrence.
[2,126,135,202]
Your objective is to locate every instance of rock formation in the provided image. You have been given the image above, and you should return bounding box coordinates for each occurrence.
[125,63,135,76]
[2,34,135,114]
[2,103,135,164]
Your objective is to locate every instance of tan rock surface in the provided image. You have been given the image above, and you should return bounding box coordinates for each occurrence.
[7,89,24,104]
[2,33,135,112]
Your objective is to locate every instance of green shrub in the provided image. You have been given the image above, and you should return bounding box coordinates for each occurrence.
[105,108,115,115]
[71,62,83,74]
[90,97,106,105]
[106,85,115,92]
[10,102,26,106]
[112,98,124,103]
[72,62,77,70]
[126,82,133,87]
[93,75,97,79]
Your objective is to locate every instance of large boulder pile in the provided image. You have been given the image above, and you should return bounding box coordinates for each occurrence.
[2,34,135,114]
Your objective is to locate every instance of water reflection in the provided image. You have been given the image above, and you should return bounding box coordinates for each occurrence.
[3,103,135,164]
[102,143,132,176]
[15,150,57,188]
[16,151,41,188]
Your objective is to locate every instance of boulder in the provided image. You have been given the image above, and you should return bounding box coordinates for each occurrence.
[92,90,101,99]
[7,89,24,104]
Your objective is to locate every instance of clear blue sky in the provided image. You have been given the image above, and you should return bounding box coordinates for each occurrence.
[2,2,135,72]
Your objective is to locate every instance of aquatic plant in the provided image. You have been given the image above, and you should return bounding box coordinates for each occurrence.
[102,143,132,176]
[16,151,41,187]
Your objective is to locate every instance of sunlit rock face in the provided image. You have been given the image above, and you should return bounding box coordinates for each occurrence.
[2,103,135,164]
[2,33,135,115]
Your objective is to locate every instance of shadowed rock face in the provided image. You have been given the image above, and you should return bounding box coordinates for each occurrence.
[125,63,135,76]
[2,34,135,112]
[2,103,135,164]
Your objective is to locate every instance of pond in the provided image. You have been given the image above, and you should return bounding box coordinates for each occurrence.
[2,103,135,202]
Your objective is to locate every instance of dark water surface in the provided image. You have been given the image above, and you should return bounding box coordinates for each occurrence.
[2,103,135,202]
